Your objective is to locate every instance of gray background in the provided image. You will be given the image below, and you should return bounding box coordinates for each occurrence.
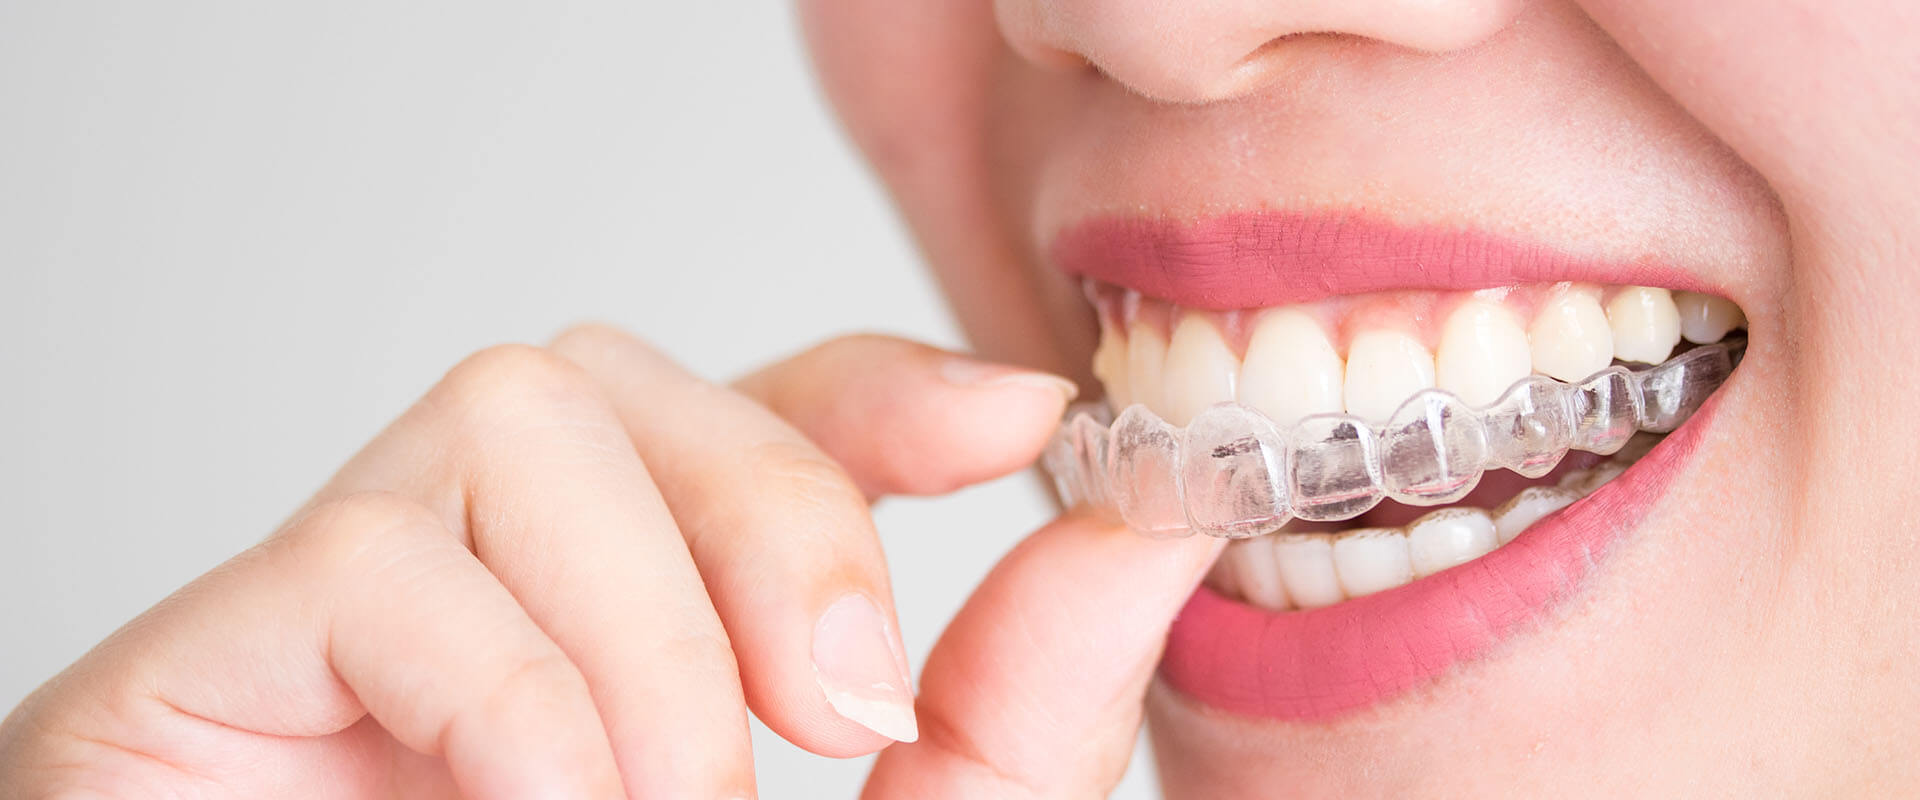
[0,2,1155,796]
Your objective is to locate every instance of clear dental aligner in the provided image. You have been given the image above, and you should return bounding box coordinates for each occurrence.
[1042,339,1743,538]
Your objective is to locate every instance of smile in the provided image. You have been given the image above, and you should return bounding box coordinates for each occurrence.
[1042,212,1748,720]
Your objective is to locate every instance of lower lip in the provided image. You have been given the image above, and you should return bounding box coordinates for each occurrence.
[1158,396,1722,721]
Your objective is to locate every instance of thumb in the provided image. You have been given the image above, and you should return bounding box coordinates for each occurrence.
[734,334,1079,498]
[863,513,1224,799]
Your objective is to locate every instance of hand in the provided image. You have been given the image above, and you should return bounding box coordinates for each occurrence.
[0,326,1220,799]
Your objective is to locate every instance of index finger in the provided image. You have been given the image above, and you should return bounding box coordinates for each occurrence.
[733,334,1077,499]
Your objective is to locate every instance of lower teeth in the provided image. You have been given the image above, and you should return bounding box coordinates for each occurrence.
[1209,451,1640,610]
[1042,339,1741,539]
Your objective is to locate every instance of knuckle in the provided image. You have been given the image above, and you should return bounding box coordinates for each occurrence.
[443,344,595,405]
[447,650,596,748]
[490,650,592,711]
[432,344,606,434]
[284,492,445,582]
[654,625,740,677]
[548,320,635,355]
[745,439,867,516]
[314,491,441,532]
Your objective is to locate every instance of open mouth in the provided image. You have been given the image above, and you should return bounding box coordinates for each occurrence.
[1041,212,1748,720]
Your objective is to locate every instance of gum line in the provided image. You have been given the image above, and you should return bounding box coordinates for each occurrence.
[1042,339,1742,538]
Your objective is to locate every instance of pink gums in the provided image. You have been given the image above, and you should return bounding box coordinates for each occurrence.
[1053,212,1702,310]
[1159,396,1718,720]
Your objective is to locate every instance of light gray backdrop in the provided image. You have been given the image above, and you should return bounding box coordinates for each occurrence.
[0,2,1156,797]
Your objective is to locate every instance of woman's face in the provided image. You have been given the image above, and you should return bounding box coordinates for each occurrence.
[800,0,1920,794]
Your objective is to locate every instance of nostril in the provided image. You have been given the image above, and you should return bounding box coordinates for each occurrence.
[1180,34,1323,105]
[1108,49,1285,106]
[1116,32,1342,105]
[995,0,1524,104]
[1006,35,1092,73]
[1217,34,1311,98]
[995,1,1299,105]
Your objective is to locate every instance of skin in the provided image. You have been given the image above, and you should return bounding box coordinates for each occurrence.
[1,2,1914,799]
[0,330,1178,798]
[802,0,1920,795]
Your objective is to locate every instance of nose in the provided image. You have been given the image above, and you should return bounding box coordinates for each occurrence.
[995,0,1523,103]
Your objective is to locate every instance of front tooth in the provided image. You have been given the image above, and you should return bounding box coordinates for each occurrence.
[1492,486,1581,544]
[1436,299,1532,407]
[1238,309,1345,426]
[1092,320,1131,409]
[1674,291,1745,344]
[1343,329,1435,422]
[1160,314,1239,426]
[1331,528,1415,598]
[1529,287,1615,382]
[1125,319,1167,415]
[1273,534,1345,609]
[1606,287,1683,364]
[1407,508,1498,577]
[1226,536,1291,610]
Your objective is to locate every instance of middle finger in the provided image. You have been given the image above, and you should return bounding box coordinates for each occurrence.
[314,344,754,799]
[551,325,920,757]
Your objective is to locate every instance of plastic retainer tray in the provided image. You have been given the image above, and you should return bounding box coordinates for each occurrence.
[1042,338,1744,538]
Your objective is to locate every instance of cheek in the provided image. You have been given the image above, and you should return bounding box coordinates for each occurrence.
[799,0,1091,373]
[797,0,994,184]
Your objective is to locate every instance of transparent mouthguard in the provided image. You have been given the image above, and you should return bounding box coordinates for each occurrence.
[1042,339,1743,538]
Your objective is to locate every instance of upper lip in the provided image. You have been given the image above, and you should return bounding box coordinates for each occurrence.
[1050,211,1711,308]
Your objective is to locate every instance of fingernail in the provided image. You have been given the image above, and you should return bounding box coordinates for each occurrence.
[940,357,1079,402]
[812,593,919,743]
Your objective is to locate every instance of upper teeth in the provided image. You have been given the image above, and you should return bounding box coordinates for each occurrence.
[1435,299,1531,408]
[1090,283,1743,427]
[1607,287,1685,364]
[1047,282,1746,541]
[1160,314,1240,426]
[1527,286,1616,384]
[1345,328,1436,422]
[1237,309,1345,425]
[1053,282,1747,610]
[1675,291,1747,344]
